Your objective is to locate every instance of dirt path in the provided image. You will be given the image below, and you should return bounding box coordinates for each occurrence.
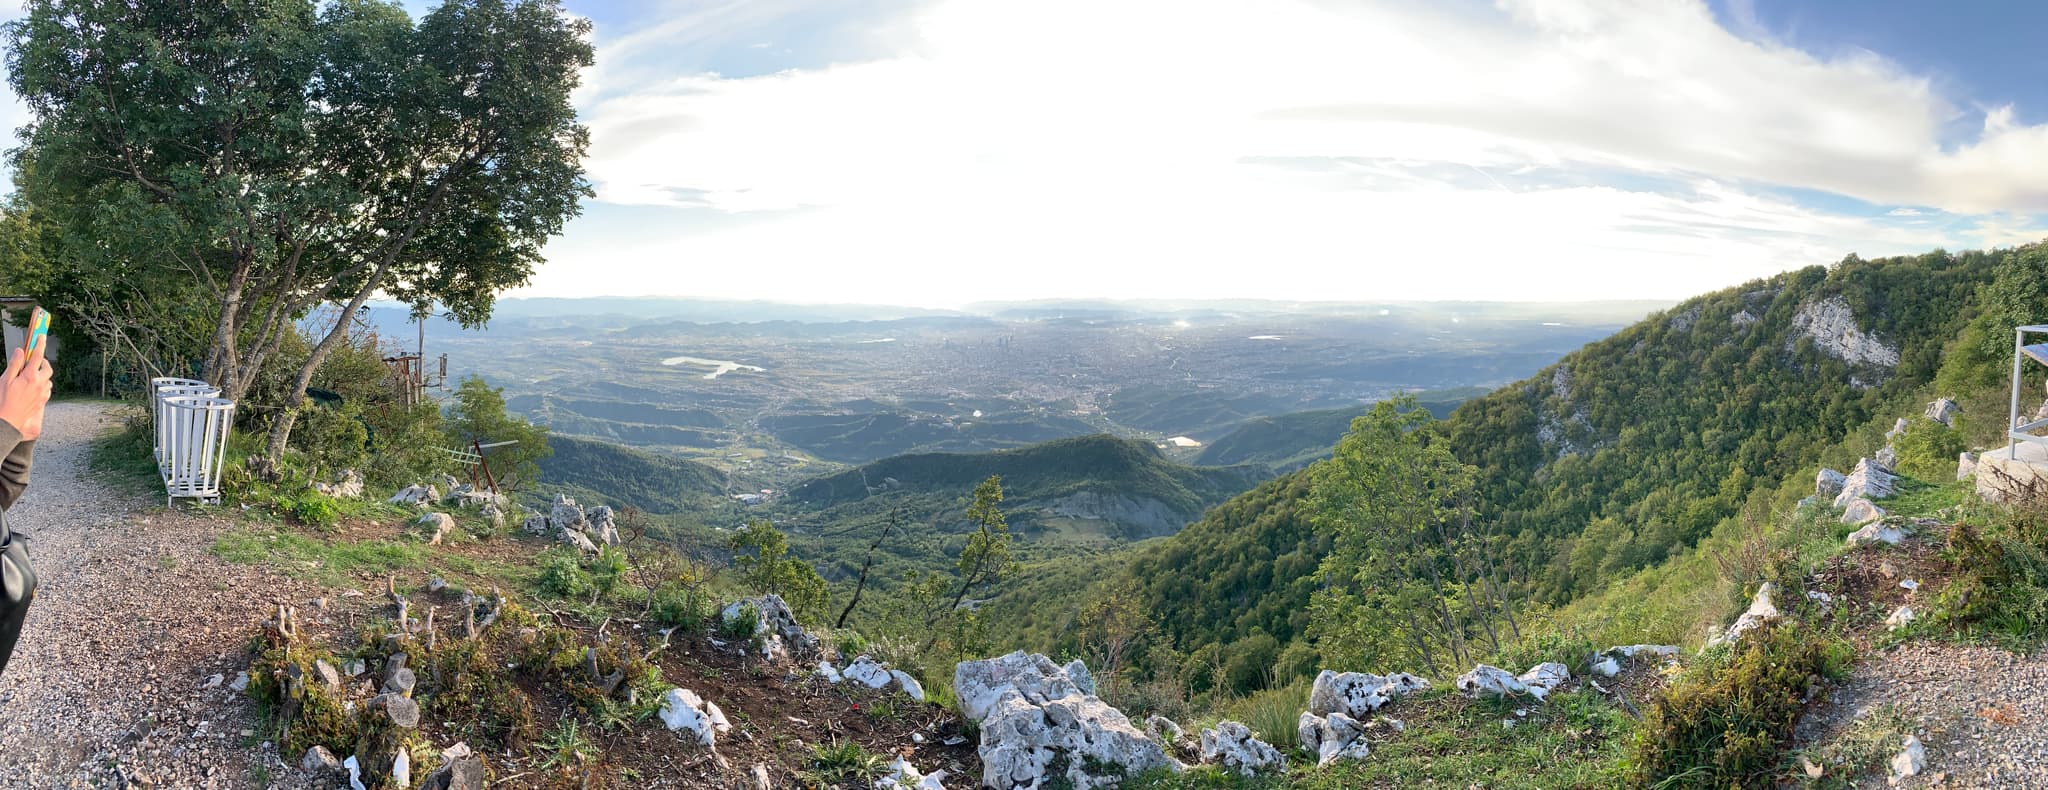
[0,400,322,789]
[1800,640,2048,789]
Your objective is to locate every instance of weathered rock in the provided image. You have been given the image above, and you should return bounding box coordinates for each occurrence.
[1590,644,1680,677]
[1455,665,1527,698]
[420,742,484,790]
[1886,418,1909,440]
[1063,659,1096,696]
[1815,468,1847,498]
[1307,669,1429,718]
[1846,520,1908,546]
[549,494,587,534]
[301,745,343,775]
[1926,398,1959,427]
[660,687,731,746]
[586,505,622,547]
[384,667,417,697]
[414,513,455,545]
[229,671,249,692]
[1875,445,1899,469]
[890,669,927,702]
[372,692,420,728]
[560,528,599,554]
[313,469,365,499]
[479,499,506,528]
[521,512,551,537]
[1890,734,1925,784]
[1841,497,1888,526]
[954,652,1178,789]
[1708,583,1779,648]
[1145,715,1185,745]
[875,755,948,790]
[815,660,842,683]
[313,659,342,693]
[1958,451,1979,481]
[1789,296,1899,370]
[718,594,819,660]
[844,655,893,688]
[388,484,439,507]
[1886,606,1917,631]
[1297,711,1370,766]
[1833,458,1898,508]
[1199,720,1285,777]
[383,652,410,687]
[1516,662,1571,700]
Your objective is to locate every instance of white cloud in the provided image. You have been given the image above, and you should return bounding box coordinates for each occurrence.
[536,0,2048,304]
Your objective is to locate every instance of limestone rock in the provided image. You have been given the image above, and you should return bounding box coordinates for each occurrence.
[420,742,484,790]
[1886,606,1917,631]
[954,652,1178,789]
[1958,452,1979,482]
[1815,468,1847,498]
[718,594,819,660]
[1707,583,1779,648]
[301,745,343,776]
[890,669,927,702]
[1833,458,1898,508]
[414,513,455,545]
[1925,398,1958,427]
[586,505,622,547]
[1590,644,1678,676]
[1846,520,1907,547]
[372,692,420,728]
[1875,446,1899,469]
[844,655,894,688]
[1515,662,1571,700]
[1307,670,1429,718]
[1198,720,1285,777]
[1296,711,1370,766]
[1454,665,1527,699]
[1789,296,1899,370]
[660,688,731,746]
[479,500,506,529]
[1889,734,1925,784]
[1841,498,1888,526]
[561,528,599,555]
[1886,418,1909,441]
[816,660,843,683]
[1063,659,1096,696]
[522,511,551,537]
[313,469,364,499]
[388,484,439,508]
[875,756,948,790]
[549,494,587,534]
[1145,715,1185,745]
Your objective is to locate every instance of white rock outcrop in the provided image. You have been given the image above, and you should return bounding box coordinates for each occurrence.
[1842,498,1888,526]
[1833,458,1898,508]
[314,469,364,499]
[1198,720,1285,777]
[659,688,731,746]
[1789,296,1900,369]
[1958,451,1979,481]
[388,484,439,507]
[1590,644,1681,677]
[1306,670,1429,719]
[586,505,622,547]
[890,669,927,702]
[1144,715,1185,745]
[1815,468,1847,498]
[413,513,455,545]
[874,756,948,790]
[1885,606,1917,631]
[844,655,894,688]
[1454,662,1568,700]
[1707,583,1779,648]
[1889,734,1925,784]
[1926,398,1958,427]
[1296,711,1371,766]
[1846,521,1907,547]
[953,652,1178,789]
[719,595,819,660]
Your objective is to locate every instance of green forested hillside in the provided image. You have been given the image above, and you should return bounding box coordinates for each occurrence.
[786,433,1265,521]
[1104,249,2005,691]
[535,435,731,514]
[1193,387,1481,470]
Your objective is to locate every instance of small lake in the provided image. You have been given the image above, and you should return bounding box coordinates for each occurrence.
[661,355,766,379]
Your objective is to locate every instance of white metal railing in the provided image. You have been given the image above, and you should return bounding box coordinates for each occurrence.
[2008,325,2048,459]
[149,377,215,467]
[160,395,234,506]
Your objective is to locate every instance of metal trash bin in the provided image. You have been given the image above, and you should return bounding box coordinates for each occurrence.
[160,395,234,506]
[151,379,217,467]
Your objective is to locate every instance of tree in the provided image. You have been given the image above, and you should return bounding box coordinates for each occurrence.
[1305,396,1519,675]
[912,475,1017,652]
[444,375,551,490]
[4,0,593,463]
[834,507,902,629]
[728,520,828,619]
[1078,583,1154,702]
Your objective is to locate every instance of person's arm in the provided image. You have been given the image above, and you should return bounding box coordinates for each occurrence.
[0,420,28,511]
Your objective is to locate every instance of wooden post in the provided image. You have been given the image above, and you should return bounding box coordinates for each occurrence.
[473,438,499,495]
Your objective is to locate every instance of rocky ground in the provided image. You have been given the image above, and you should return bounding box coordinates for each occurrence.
[1806,641,2048,789]
[0,400,326,789]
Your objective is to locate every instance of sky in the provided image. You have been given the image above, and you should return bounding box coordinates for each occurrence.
[13,0,2048,307]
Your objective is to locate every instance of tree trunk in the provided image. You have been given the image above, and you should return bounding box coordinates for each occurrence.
[262,265,388,464]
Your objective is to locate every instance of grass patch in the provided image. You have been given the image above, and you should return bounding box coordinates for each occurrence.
[1875,478,1967,519]
[87,412,163,497]
[210,527,436,587]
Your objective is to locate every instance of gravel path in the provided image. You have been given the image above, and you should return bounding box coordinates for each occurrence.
[0,401,321,789]
[1801,640,2048,788]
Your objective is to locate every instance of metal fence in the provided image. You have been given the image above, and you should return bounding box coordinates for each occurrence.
[160,395,235,506]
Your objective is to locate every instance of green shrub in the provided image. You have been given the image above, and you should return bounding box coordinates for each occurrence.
[588,546,629,599]
[365,403,455,487]
[718,604,761,642]
[1946,503,2048,648]
[1633,624,1845,787]
[290,401,369,476]
[1891,418,1967,481]
[650,583,708,632]
[537,547,594,600]
[284,492,341,529]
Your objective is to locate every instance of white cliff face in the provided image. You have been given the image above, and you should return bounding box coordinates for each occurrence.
[1788,297,1899,369]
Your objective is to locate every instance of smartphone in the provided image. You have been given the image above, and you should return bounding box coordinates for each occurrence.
[24,308,47,356]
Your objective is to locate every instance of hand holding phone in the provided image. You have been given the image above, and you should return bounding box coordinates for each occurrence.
[0,309,52,440]
[24,308,47,358]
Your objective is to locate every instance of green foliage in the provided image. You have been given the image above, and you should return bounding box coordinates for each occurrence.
[211,527,434,588]
[588,545,629,599]
[290,400,370,476]
[1890,417,1966,481]
[536,546,594,600]
[1945,502,2048,648]
[364,403,455,487]
[446,376,552,490]
[1634,624,1849,788]
[718,604,761,642]
[282,491,341,529]
[805,739,890,783]
[729,520,829,618]
[1194,387,1483,471]
[1942,244,2048,392]
[537,435,726,514]
[535,719,597,770]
